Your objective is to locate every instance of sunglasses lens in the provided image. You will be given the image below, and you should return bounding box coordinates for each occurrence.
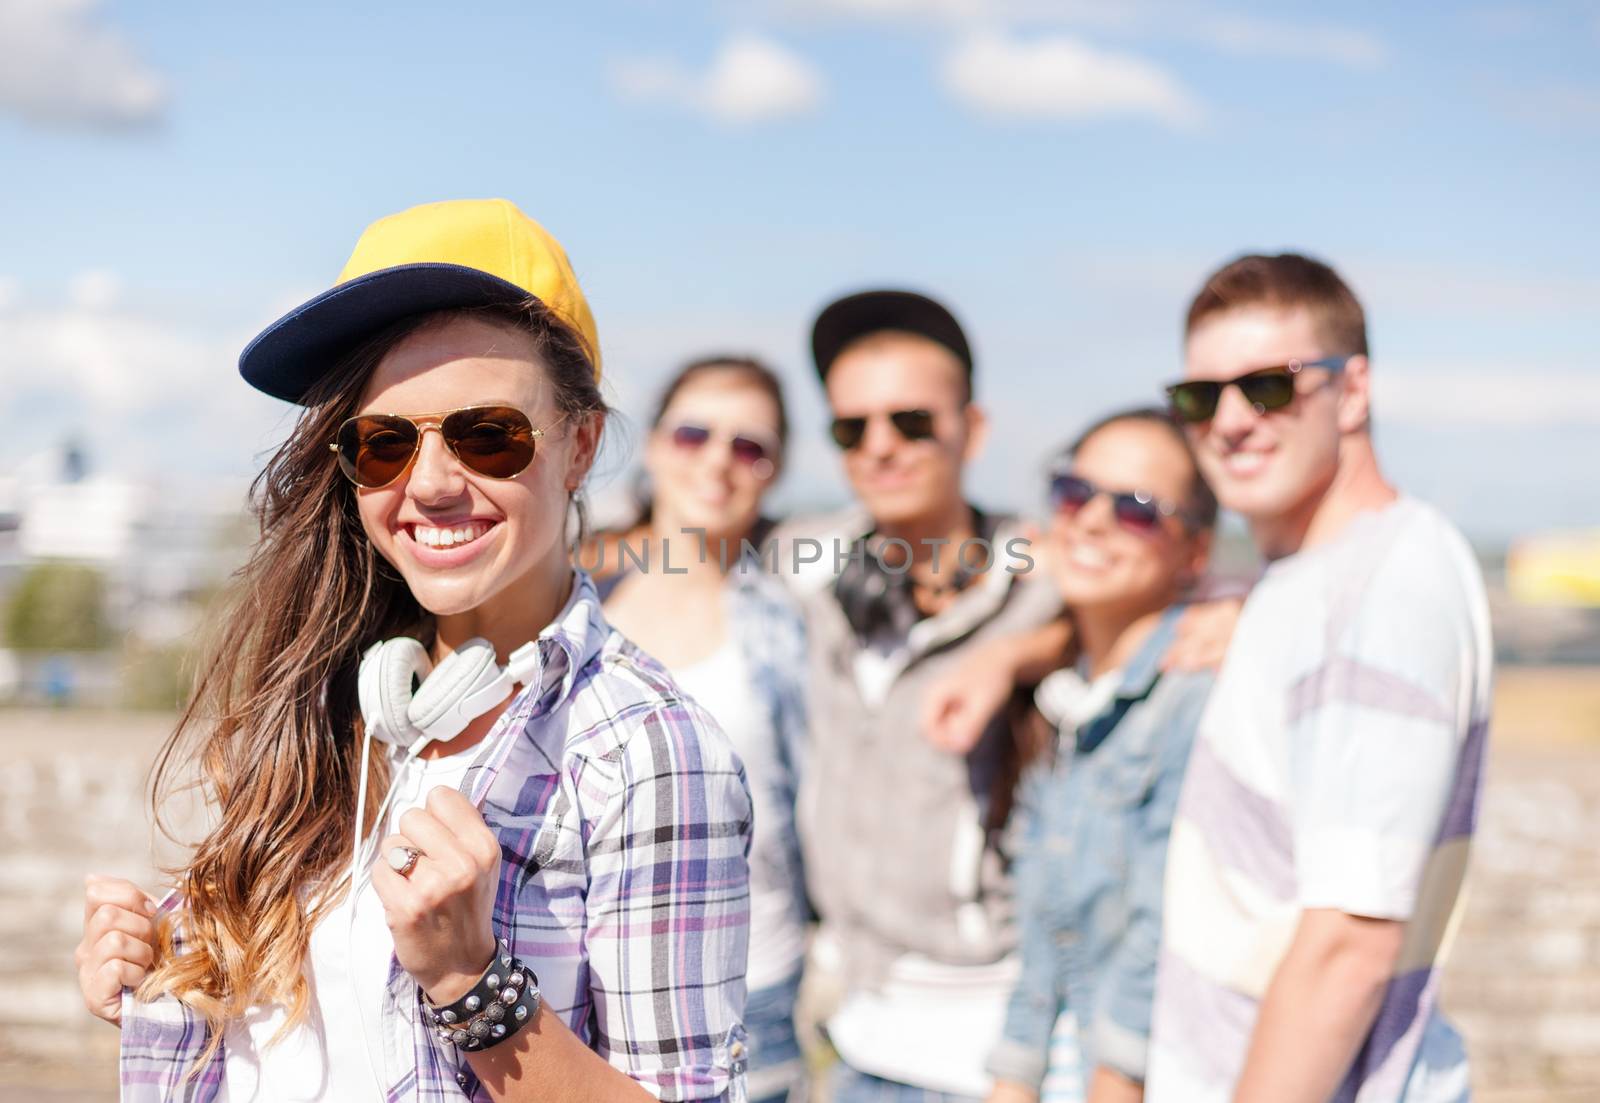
[1237,370,1296,411]
[1050,474,1095,513]
[830,417,867,450]
[890,409,936,441]
[1113,494,1162,532]
[729,436,769,465]
[339,416,419,488]
[442,406,537,479]
[1168,382,1220,423]
[671,424,711,450]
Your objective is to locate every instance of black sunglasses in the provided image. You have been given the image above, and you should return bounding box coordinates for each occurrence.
[331,405,560,489]
[1049,472,1192,534]
[829,408,937,450]
[1165,356,1350,424]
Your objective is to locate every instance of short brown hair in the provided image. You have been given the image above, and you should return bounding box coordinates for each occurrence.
[1185,253,1368,358]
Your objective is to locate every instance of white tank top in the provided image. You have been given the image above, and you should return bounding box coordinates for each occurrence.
[673,638,807,991]
[220,742,478,1101]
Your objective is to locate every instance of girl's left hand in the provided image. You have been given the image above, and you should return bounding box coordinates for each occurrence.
[372,785,502,1005]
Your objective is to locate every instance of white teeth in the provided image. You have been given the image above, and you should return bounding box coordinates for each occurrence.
[1070,545,1110,569]
[412,522,489,549]
[1225,452,1267,475]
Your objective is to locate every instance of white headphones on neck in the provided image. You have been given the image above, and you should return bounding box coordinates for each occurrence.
[358,636,520,753]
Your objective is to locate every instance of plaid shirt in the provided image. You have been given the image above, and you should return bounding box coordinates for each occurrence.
[120,571,754,1101]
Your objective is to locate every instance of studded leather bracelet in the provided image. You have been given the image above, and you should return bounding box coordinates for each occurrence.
[424,938,542,1052]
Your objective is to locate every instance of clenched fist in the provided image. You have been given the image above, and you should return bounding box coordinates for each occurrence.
[371,785,502,1005]
[75,875,158,1026]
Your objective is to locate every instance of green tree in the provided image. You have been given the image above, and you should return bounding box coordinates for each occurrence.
[3,562,112,652]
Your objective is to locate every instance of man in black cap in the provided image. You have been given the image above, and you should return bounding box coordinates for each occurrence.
[778,290,1066,1101]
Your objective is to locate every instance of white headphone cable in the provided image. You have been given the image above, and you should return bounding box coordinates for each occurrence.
[346,729,428,1101]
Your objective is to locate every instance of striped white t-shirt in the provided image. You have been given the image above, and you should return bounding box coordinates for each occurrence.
[1147,497,1490,1103]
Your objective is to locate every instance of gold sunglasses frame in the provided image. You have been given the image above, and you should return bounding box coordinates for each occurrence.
[328,404,567,489]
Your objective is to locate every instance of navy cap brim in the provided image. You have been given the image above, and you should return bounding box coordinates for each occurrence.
[239,263,534,404]
[811,289,973,382]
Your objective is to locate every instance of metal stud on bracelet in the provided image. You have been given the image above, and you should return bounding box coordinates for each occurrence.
[424,938,541,1053]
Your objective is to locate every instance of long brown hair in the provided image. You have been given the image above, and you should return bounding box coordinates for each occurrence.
[140,298,605,1060]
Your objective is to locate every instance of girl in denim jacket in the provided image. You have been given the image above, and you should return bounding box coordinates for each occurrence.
[986,408,1218,1103]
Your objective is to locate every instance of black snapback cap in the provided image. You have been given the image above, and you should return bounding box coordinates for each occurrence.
[810,289,973,382]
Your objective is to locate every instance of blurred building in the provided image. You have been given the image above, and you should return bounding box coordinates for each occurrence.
[0,441,250,702]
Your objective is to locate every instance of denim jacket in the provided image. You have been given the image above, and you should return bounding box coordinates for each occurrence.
[987,608,1213,1093]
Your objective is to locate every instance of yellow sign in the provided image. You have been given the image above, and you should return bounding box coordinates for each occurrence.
[1508,530,1600,607]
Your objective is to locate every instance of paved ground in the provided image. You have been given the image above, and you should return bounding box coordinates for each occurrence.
[2,667,1596,1101]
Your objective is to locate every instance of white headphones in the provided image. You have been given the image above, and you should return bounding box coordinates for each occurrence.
[358,636,517,753]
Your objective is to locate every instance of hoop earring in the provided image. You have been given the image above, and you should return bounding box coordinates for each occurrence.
[567,491,590,554]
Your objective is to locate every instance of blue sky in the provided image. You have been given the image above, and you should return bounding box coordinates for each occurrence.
[2,0,1597,543]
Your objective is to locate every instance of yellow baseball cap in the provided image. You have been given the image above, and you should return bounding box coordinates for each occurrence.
[240,198,601,403]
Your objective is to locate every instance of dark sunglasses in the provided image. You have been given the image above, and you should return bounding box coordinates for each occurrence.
[1049,472,1191,534]
[331,404,561,489]
[665,422,777,468]
[829,408,937,451]
[1165,356,1350,424]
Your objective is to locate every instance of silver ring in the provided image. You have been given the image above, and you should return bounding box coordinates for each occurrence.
[386,845,422,877]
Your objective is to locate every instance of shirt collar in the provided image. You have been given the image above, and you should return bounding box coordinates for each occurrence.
[522,569,607,709]
[1110,604,1186,701]
[462,570,608,804]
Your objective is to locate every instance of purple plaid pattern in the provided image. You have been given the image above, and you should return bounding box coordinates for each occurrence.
[120,571,754,1101]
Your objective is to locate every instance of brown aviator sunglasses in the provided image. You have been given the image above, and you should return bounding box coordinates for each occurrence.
[330,404,565,489]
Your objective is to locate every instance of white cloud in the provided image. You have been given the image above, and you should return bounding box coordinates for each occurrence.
[941,31,1201,126]
[1049,250,1600,326]
[66,268,122,311]
[778,0,1136,25]
[784,0,986,18]
[0,273,291,478]
[0,0,168,129]
[4,298,224,416]
[612,35,825,124]
[1377,370,1600,428]
[779,0,1385,67]
[1350,259,1600,318]
[1191,15,1387,67]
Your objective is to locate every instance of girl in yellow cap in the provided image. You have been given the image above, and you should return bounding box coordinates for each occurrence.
[75,200,753,1102]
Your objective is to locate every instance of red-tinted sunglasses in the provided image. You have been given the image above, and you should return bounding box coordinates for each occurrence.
[665,422,779,470]
[1049,472,1194,534]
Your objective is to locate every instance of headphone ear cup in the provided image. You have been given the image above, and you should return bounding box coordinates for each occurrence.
[359,638,432,747]
[407,637,508,743]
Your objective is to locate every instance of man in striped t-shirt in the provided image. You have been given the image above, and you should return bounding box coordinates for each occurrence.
[1147,254,1491,1103]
